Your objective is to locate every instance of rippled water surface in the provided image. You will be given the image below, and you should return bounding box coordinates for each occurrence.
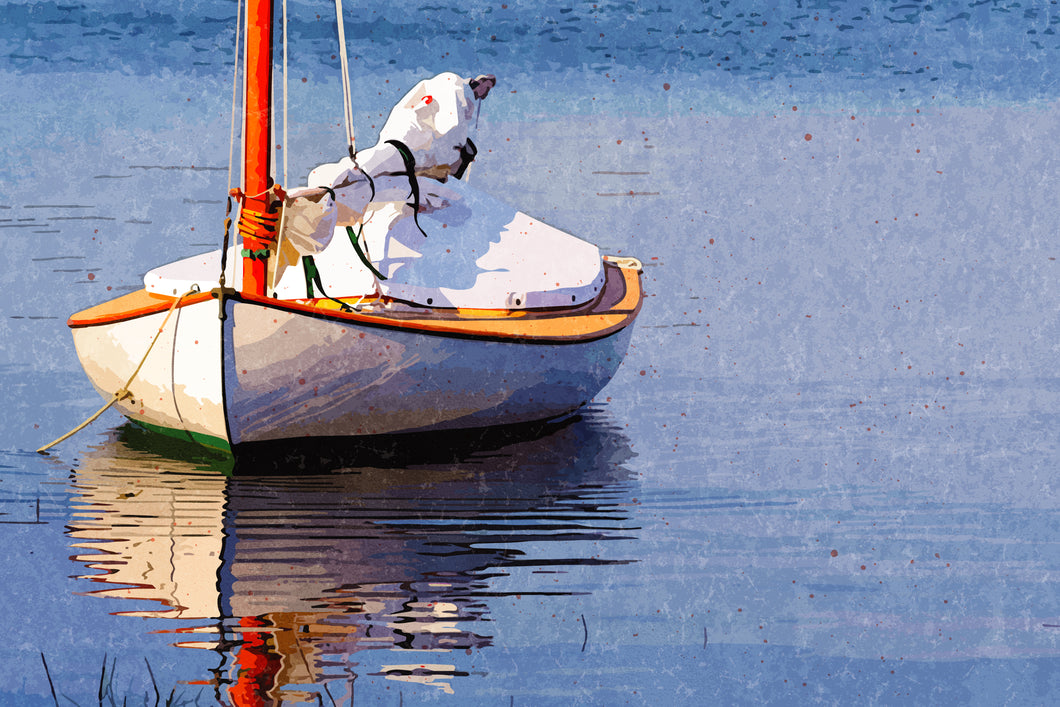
[4,1,1060,704]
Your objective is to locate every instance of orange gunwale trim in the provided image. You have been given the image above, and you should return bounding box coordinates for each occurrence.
[68,290,215,328]
[68,262,643,343]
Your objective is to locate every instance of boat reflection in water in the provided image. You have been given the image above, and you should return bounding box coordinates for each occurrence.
[65,412,637,704]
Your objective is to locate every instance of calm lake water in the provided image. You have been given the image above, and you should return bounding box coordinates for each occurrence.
[4,1,1060,704]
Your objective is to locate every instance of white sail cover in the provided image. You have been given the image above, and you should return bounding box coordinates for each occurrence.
[144,178,604,311]
[363,177,604,309]
[356,71,482,180]
[271,186,337,288]
[262,174,605,308]
[146,71,605,309]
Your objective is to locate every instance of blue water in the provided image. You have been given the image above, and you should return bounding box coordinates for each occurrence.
[4,0,1060,704]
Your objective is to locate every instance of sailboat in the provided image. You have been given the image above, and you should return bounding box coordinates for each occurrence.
[60,0,643,454]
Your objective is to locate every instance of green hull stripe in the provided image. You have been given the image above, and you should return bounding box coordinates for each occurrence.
[133,419,232,454]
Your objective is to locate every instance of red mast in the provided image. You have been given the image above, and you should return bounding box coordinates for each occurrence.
[238,0,276,296]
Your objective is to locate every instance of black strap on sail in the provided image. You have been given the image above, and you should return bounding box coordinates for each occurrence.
[384,139,428,238]
[346,225,387,280]
[453,137,477,180]
[301,255,353,312]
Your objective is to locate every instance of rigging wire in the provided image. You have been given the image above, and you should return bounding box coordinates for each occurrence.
[226,0,243,196]
[334,0,356,157]
[283,0,289,186]
[219,0,244,290]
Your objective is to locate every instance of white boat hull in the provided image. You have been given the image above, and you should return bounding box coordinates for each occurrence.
[222,298,633,445]
[69,262,639,453]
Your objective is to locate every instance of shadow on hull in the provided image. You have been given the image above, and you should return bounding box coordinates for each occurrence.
[228,411,588,474]
[120,410,598,475]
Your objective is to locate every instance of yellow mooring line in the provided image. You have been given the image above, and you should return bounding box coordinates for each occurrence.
[37,285,201,454]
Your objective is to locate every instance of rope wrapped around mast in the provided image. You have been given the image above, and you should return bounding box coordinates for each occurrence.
[237,208,280,241]
[233,186,285,260]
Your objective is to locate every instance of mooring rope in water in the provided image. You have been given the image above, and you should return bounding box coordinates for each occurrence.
[36,285,201,454]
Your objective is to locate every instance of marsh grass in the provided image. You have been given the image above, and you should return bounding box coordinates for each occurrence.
[40,653,208,707]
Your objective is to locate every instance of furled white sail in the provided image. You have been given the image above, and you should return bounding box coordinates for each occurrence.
[149,71,602,309]
[356,71,492,180]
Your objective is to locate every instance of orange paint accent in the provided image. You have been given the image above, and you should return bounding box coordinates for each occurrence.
[68,263,642,343]
[456,308,527,319]
[67,290,213,328]
[243,263,642,343]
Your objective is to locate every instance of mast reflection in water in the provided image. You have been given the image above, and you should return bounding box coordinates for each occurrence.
[64,413,638,703]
